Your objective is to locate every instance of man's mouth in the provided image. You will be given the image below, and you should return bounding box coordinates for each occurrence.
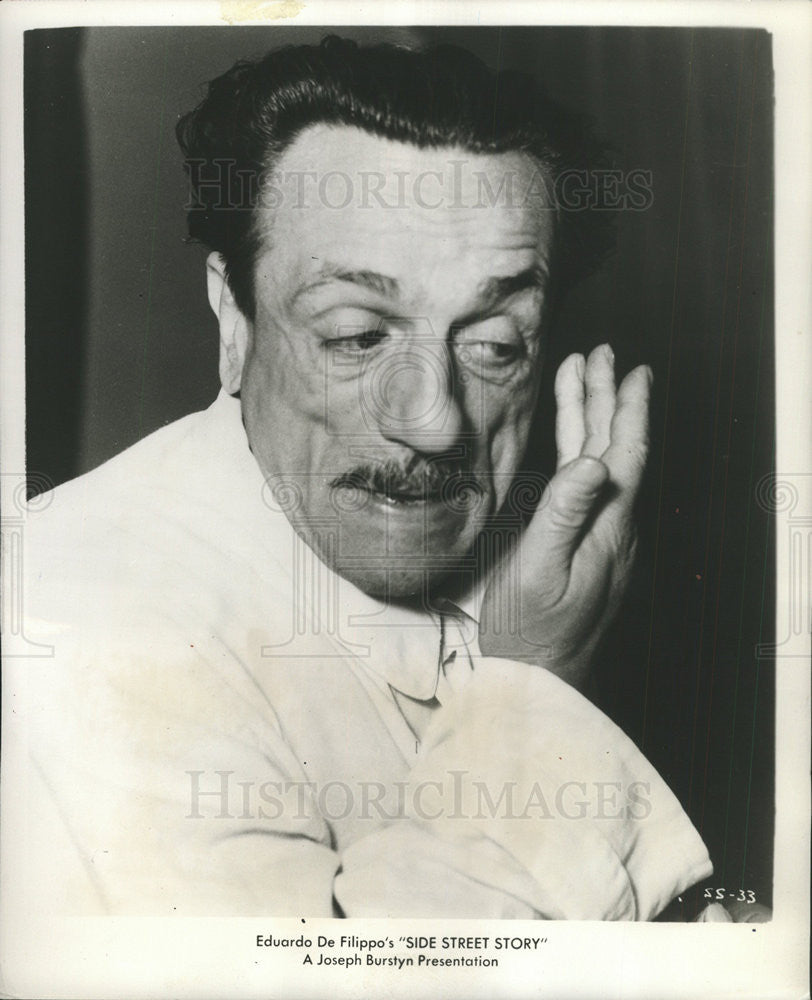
[332,477,444,506]
[330,463,465,509]
[363,485,443,505]
[329,464,489,519]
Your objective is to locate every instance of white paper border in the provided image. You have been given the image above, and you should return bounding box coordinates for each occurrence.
[1,3,809,998]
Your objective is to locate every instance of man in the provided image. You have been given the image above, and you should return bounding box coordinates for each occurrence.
[17,36,713,918]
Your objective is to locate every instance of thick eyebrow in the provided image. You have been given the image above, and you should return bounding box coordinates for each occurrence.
[467,264,549,317]
[293,266,401,305]
[292,261,548,315]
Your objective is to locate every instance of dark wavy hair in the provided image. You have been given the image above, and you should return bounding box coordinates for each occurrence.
[176,34,615,320]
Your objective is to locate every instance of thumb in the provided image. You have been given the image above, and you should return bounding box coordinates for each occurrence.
[533,457,609,574]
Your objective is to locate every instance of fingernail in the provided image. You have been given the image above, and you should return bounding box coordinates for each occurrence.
[603,343,614,364]
[575,354,585,379]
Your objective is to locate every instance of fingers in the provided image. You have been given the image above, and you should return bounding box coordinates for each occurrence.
[582,344,616,458]
[553,346,651,502]
[601,364,652,498]
[554,354,586,469]
[532,457,609,581]
[554,345,618,468]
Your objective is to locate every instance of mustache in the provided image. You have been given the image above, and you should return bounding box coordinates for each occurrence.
[330,457,480,499]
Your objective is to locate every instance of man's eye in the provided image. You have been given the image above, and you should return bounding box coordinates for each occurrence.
[463,341,521,365]
[453,318,524,370]
[330,329,387,354]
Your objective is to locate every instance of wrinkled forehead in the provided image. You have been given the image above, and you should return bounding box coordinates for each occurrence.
[252,125,556,303]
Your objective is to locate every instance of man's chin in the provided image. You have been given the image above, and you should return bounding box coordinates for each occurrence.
[284,499,488,600]
[331,561,461,602]
[309,523,477,600]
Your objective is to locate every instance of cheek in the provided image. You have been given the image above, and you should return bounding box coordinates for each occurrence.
[476,380,537,462]
[477,386,537,510]
[246,318,328,422]
[489,417,532,481]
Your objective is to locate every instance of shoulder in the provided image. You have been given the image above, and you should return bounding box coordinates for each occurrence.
[27,397,230,538]
[22,393,281,630]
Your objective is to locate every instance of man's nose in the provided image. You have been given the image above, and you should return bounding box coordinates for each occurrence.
[367,337,464,453]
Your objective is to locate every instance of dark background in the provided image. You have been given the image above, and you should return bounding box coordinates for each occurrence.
[25,26,775,914]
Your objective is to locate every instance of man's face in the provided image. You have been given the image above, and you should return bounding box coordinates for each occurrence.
[237,125,555,599]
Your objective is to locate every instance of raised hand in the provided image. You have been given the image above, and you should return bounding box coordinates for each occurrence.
[479,344,652,692]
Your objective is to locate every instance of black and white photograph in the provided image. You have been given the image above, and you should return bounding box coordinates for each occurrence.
[1,3,809,998]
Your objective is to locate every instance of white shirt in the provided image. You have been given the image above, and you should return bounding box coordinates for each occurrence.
[15,391,712,918]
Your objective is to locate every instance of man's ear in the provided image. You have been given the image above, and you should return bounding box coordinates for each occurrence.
[206,252,251,394]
